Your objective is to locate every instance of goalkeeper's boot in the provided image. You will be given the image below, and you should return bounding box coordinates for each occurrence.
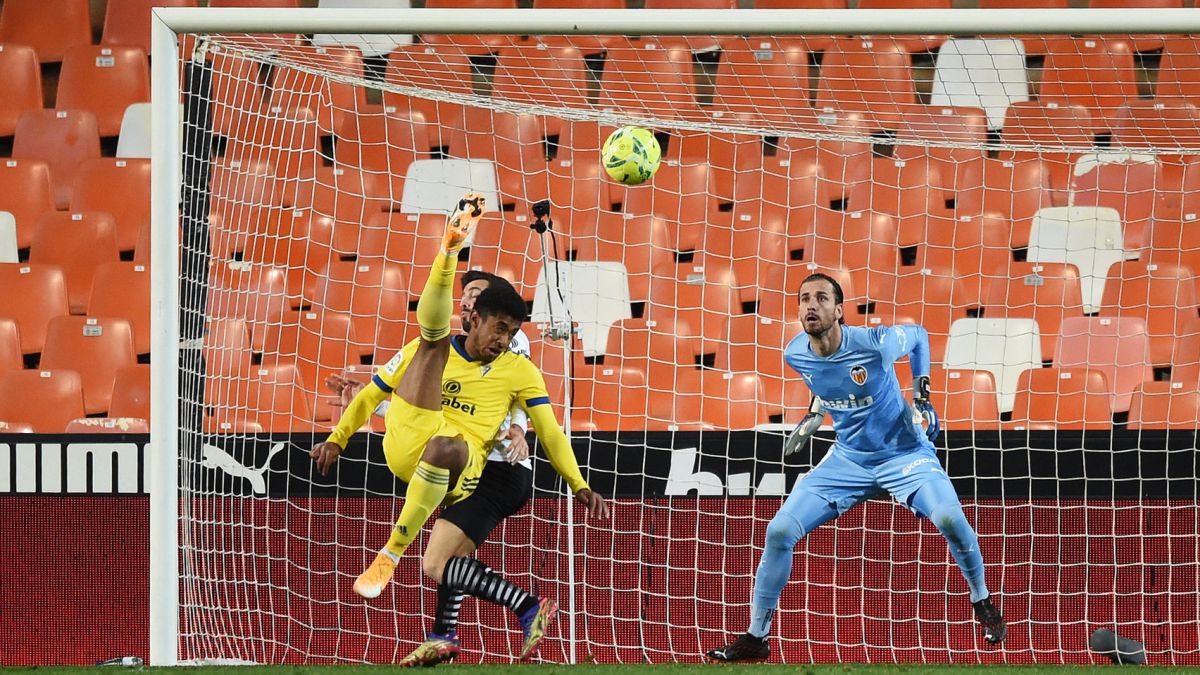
[518,597,558,660]
[973,595,1007,645]
[706,633,770,663]
[353,552,398,599]
[442,192,486,255]
[398,632,460,667]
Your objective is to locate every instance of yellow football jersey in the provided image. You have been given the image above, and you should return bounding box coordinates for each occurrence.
[372,335,552,452]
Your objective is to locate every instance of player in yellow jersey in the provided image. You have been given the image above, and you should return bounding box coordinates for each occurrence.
[309,194,608,662]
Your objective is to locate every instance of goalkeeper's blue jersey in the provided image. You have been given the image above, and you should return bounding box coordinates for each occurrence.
[783,324,932,463]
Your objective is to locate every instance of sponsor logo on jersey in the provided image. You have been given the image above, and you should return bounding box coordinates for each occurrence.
[440,379,477,414]
[443,380,462,395]
[850,365,868,386]
[902,456,941,476]
[821,395,874,410]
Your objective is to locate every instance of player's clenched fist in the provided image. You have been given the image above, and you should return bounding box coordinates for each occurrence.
[310,441,344,475]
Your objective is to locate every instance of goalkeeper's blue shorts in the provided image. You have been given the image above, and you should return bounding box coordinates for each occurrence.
[792,445,955,518]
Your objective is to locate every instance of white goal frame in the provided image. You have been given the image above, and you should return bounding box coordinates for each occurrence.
[148,6,1200,665]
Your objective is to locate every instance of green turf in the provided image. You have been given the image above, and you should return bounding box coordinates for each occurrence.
[6,665,1200,674]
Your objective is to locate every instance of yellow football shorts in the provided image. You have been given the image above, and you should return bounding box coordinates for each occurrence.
[381,398,485,504]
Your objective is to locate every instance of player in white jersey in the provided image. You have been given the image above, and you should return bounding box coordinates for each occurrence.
[325,270,541,666]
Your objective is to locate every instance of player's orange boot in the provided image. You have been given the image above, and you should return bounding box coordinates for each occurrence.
[353,552,398,599]
[442,192,486,255]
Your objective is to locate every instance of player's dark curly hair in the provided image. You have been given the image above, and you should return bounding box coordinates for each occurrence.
[799,272,846,325]
[472,277,528,324]
[461,269,506,290]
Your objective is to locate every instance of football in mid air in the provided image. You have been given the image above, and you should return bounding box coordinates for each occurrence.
[601,126,661,185]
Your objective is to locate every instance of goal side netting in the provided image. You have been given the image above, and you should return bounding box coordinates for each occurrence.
[159,17,1199,666]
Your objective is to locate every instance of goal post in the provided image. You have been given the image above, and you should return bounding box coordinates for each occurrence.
[150,6,1200,667]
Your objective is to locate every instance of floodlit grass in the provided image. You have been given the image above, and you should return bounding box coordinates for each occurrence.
[8,665,1200,674]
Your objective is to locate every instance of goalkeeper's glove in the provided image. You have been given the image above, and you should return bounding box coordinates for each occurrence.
[912,375,940,442]
[784,398,825,456]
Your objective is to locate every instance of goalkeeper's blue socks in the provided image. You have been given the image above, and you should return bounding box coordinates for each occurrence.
[912,482,989,603]
[748,490,840,637]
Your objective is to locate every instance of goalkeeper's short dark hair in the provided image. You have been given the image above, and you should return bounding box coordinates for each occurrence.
[799,272,846,325]
[461,269,506,290]
[472,277,527,324]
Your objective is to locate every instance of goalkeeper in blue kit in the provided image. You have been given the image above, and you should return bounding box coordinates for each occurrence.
[707,273,1006,662]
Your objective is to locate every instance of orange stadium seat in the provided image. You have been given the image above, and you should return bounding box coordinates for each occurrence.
[308,258,410,358]
[1112,99,1200,199]
[1040,37,1139,131]
[1154,37,1200,101]
[108,363,150,420]
[205,361,314,433]
[446,108,549,209]
[0,318,20,376]
[260,310,358,421]
[230,105,321,193]
[1000,101,1097,204]
[547,149,618,217]
[647,257,740,353]
[956,157,1056,241]
[599,40,702,122]
[202,317,254,378]
[71,158,151,254]
[29,211,120,314]
[0,159,55,251]
[0,370,86,433]
[846,156,952,246]
[674,370,769,430]
[604,315,702,380]
[0,421,34,433]
[0,263,69,355]
[57,45,151,137]
[207,261,292,352]
[1100,260,1196,366]
[334,110,434,199]
[0,44,41,137]
[103,0,200,53]
[40,316,136,415]
[299,166,390,226]
[622,163,713,225]
[494,43,591,115]
[918,211,1013,282]
[815,37,918,127]
[1056,315,1153,413]
[571,364,652,431]
[1068,153,1161,250]
[12,110,101,209]
[0,0,91,63]
[1007,367,1111,430]
[895,106,990,192]
[931,367,1000,430]
[88,262,151,355]
[1127,381,1200,429]
[713,38,810,125]
[353,211,453,292]
[986,262,1085,358]
[268,44,368,138]
[384,44,474,136]
[800,110,874,202]
[715,314,803,407]
[208,50,266,139]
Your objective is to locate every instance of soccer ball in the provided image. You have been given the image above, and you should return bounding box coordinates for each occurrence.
[601,126,661,185]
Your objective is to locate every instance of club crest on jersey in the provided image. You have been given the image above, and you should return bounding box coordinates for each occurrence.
[850,365,868,386]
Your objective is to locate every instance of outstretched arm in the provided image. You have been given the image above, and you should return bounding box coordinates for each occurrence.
[311,381,390,475]
[525,403,609,519]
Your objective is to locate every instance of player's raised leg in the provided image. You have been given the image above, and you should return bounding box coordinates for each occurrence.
[354,194,486,599]
[908,471,1006,645]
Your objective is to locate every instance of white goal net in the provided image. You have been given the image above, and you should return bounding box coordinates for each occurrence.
[160,13,1200,666]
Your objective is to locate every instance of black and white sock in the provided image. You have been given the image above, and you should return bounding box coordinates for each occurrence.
[431,583,464,637]
[442,556,538,617]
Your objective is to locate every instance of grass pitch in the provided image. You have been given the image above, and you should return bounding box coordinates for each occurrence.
[7,665,1200,674]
